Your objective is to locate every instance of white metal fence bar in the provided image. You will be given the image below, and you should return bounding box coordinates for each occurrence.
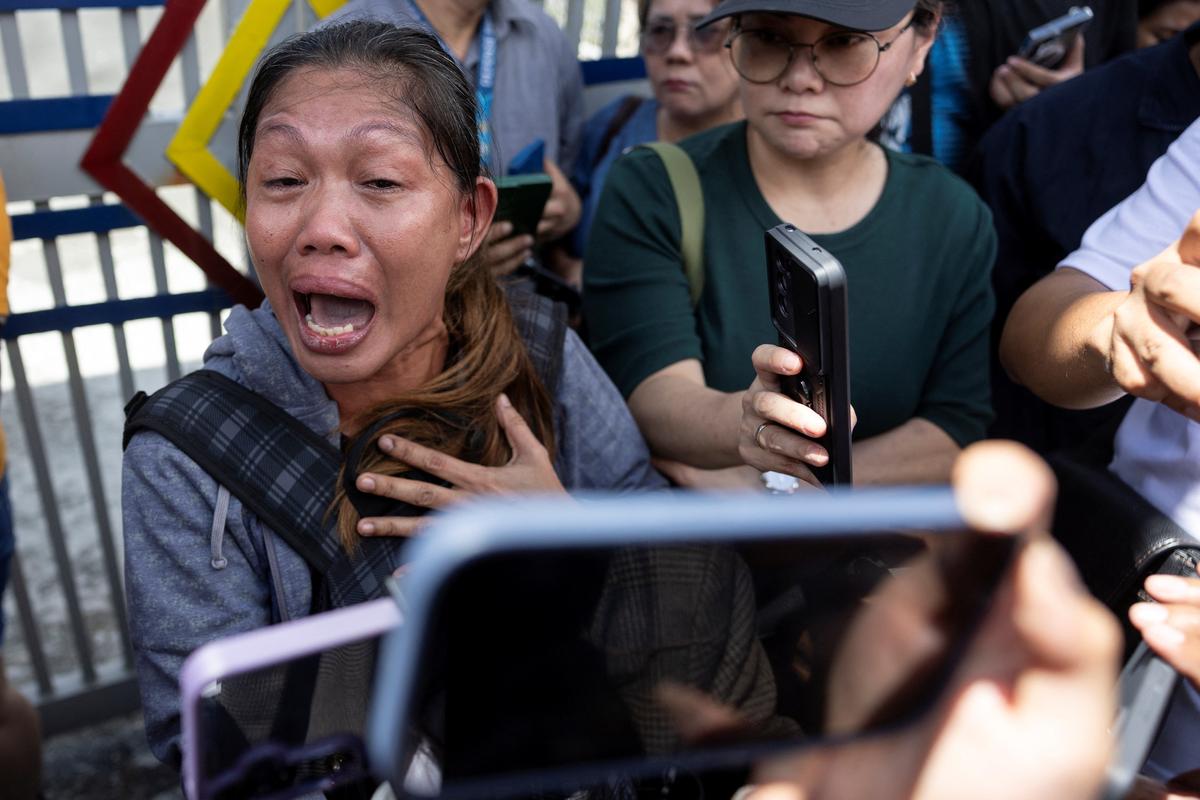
[565,0,584,59]
[148,232,182,381]
[119,6,140,73]
[46,278,133,675]
[601,0,621,55]
[60,9,88,91]
[7,552,51,696]
[179,22,227,341]
[0,12,28,97]
[6,334,96,686]
[96,220,138,404]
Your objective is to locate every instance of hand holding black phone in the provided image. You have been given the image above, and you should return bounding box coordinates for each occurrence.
[765,224,853,486]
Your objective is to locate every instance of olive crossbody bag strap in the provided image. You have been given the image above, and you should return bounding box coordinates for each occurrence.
[637,142,705,306]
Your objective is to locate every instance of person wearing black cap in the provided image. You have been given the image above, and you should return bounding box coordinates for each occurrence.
[583,0,995,489]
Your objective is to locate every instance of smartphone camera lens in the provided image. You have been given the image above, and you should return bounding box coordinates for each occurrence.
[775,262,790,319]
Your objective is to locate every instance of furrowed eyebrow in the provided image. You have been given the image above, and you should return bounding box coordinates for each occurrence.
[346,121,424,148]
[257,122,305,147]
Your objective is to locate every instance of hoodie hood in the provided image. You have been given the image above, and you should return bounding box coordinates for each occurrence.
[203,299,340,438]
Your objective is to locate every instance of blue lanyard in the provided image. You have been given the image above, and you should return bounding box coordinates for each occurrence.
[406,0,497,169]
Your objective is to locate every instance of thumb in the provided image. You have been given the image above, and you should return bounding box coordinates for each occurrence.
[1173,209,1200,267]
[952,441,1057,535]
[1064,32,1085,70]
[496,392,543,462]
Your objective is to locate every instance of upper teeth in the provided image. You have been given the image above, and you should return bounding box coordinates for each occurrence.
[305,314,355,337]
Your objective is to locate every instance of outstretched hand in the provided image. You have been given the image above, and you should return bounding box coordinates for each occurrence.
[1098,210,1200,422]
[353,393,565,536]
[1131,563,1200,690]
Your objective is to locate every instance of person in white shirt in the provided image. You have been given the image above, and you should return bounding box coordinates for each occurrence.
[1001,114,1200,789]
[1002,114,1200,540]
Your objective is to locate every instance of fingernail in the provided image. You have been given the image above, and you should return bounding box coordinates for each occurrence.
[1145,574,1192,601]
[378,436,394,452]
[1144,623,1186,649]
[498,392,512,408]
[357,475,376,491]
[359,520,376,535]
[784,353,801,371]
[1129,602,1169,626]
[808,448,828,466]
[498,222,513,236]
[522,236,535,247]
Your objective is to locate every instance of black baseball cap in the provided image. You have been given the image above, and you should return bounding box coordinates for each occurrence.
[696,0,915,31]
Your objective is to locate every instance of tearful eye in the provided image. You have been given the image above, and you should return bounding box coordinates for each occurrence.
[364,179,400,190]
[264,176,304,189]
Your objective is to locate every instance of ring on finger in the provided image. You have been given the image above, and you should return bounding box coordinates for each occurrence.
[754,421,772,450]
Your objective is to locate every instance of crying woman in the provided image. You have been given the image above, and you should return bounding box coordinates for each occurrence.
[121,20,664,769]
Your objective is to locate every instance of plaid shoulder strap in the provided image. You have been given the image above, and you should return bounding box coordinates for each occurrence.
[122,370,395,607]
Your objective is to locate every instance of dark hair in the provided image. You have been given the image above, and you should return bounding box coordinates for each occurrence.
[637,0,724,30]
[238,21,480,204]
[238,21,556,553]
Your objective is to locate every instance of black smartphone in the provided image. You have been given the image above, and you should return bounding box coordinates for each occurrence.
[1017,5,1093,68]
[494,173,553,239]
[766,224,852,486]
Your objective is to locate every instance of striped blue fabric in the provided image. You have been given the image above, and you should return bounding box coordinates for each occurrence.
[930,16,971,170]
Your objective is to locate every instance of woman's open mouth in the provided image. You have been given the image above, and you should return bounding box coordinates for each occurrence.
[292,289,377,354]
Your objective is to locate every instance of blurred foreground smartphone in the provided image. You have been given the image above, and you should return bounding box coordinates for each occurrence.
[370,491,1019,799]
[494,174,552,239]
[1018,5,1093,68]
[766,224,853,486]
[179,598,402,800]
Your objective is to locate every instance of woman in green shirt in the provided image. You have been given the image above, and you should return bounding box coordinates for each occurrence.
[583,0,995,488]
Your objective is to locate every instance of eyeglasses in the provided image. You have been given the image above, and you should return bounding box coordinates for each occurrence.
[641,18,729,56]
[727,21,914,86]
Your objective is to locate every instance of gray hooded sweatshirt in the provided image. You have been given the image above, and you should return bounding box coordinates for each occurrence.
[122,300,665,767]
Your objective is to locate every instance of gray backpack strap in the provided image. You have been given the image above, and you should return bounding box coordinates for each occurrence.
[638,142,705,306]
[123,370,405,608]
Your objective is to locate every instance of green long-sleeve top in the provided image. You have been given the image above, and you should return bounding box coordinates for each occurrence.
[583,122,996,445]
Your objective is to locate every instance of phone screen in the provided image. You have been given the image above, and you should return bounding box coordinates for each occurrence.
[403,526,1016,798]
[494,174,553,239]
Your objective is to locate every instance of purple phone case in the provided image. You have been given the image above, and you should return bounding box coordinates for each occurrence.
[179,598,402,800]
